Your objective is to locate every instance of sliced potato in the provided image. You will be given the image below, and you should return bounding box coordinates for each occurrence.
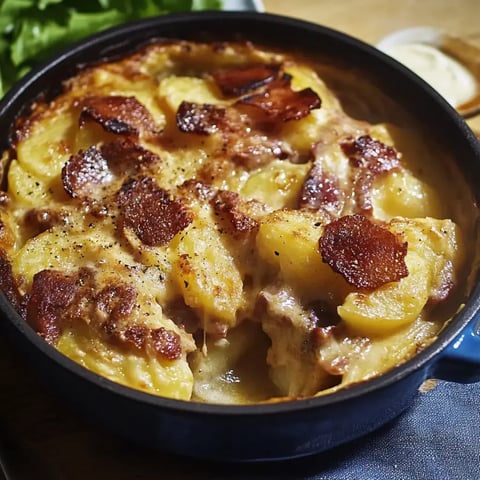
[16,109,76,179]
[338,251,429,335]
[372,170,444,220]
[338,217,463,335]
[171,212,244,330]
[241,160,309,209]
[57,324,193,400]
[256,209,351,303]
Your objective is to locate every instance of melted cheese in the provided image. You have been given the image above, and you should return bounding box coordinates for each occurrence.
[0,41,475,404]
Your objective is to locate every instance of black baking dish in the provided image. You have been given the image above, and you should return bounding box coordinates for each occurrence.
[0,12,479,462]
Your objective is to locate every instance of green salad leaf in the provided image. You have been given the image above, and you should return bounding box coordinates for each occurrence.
[0,0,222,97]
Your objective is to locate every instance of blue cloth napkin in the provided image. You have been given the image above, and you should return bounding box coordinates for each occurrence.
[215,381,480,480]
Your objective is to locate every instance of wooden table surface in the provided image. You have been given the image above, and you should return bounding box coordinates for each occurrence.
[1,2,479,479]
[264,0,480,134]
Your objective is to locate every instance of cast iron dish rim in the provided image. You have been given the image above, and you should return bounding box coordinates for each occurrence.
[1,11,479,416]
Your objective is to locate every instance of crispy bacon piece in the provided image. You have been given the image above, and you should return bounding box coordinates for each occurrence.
[62,141,160,200]
[178,179,215,203]
[212,190,259,239]
[79,96,157,137]
[24,208,68,236]
[236,74,321,123]
[230,134,294,169]
[100,140,159,175]
[62,145,111,199]
[212,64,281,96]
[96,284,137,335]
[176,99,297,168]
[319,214,408,290]
[341,135,400,172]
[27,270,79,343]
[298,162,342,215]
[62,140,160,200]
[24,266,183,360]
[341,135,400,214]
[25,267,183,359]
[123,325,182,360]
[176,101,227,135]
[118,176,193,246]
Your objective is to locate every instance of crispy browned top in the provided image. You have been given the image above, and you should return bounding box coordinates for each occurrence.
[62,140,160,201]
[95,284,137,332]
[123,325,182,360]
[0,40,463,404]
[23,267,183,360]
[100,140,159,173]
[341,135,400,172]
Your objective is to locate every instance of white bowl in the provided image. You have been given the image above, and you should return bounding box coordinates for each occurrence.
[377,27,480,117]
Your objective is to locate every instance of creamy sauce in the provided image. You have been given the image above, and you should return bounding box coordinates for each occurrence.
[385,43,477,107]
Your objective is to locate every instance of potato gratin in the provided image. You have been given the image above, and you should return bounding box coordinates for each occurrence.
[0,40,475,403]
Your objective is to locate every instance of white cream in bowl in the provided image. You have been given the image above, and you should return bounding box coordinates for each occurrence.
[377,27,478,112]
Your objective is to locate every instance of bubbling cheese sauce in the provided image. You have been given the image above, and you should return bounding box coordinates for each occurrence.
[385,43,478,108]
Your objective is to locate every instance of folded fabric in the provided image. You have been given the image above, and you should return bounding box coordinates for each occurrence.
[221,381,480,480]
